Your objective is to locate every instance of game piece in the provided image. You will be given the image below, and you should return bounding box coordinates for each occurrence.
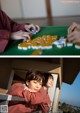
[18,35,58,50]
[32,50,42,55]
[66,39,73,47]
[75,43,80,49]
[53,36,66,48]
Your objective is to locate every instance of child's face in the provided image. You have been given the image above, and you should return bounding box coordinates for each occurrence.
[46,77,53,88]
[26,80,42,92]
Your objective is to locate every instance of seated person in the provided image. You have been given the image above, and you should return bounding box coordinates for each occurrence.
[7,70,51,113]
[0,10,40,52]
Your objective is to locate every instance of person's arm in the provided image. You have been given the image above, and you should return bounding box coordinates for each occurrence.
[0,30,11,52]
[23,90,44,104]
[23,88,51,113]
[40,95,51,113]
[0,10,40,33]
[8,83,31,103]
[38,87,51,113]
[0,30,11,40]
[0,10,26,32]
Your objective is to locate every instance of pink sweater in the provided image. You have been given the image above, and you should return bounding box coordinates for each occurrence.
[7,83,51,113]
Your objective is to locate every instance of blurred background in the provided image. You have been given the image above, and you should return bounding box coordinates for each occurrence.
[0,0,80,26]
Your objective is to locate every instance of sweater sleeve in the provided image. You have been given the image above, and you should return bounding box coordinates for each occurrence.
[7,83,24,96]
[8,83,31,102]
[38,88,51,113]
[40,94,51,113]
[22,90,44,104]
[0,10,28,32]
[23,89,51,113]
[0,30,11,52]
[0,30,11,40]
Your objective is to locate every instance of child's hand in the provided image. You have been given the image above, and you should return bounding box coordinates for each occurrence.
[24,24,40,34]
[11,30,31,42]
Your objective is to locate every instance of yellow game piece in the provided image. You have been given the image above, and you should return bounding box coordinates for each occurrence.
[32,50,42,55]
[18,40,32,50]
[75,43,80,49]
[18,35,58,50]
[66,39,73,47]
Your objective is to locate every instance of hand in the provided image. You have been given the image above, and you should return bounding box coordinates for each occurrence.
[11,30,31,42]
[67,30,80,43]
[24,24,40,34]
[68,22,80,34]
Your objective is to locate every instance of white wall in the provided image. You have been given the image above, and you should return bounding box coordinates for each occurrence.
[1,0,80,18]
[1,0,47,19]
[1,0,22,18]
[51,0,80,16]
[21,0,47,18]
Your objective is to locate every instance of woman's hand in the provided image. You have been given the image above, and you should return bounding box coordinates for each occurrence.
[24,24,40,34]
[67,22,80,43]
[68,22,80,34]
[67,30,80,43]
[11,30,31,42]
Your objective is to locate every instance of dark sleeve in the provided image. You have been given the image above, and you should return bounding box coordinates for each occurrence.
[0,30,11,40]
[0,30,11,52]
[0,10,28,32]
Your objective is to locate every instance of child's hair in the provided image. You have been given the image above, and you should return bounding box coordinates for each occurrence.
[43,73,53,86]
[25,69,44,84]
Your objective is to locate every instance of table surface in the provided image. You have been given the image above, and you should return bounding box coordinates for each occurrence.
[0,26,80,56]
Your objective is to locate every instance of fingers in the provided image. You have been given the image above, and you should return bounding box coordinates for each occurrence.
[22,33,31,42]
[67,32,74,41]
[25,24,35,32]
[22,36,30,42]
[67,30,80,43]
[67,30,77,42]
[67,22,80,43]
[24,24,40,34]
[68,22,78,34]
[11,30,31,41]
[22,31,30,37]
[35,25,40,32]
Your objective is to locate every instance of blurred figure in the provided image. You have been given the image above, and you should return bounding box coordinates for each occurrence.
[43,73,54,89]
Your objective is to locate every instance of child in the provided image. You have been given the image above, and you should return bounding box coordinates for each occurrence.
[43,73,54,90]
[7,70,51,113]
[67,22,80,43]
[41,74,54,112]
[0,10,40,52]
